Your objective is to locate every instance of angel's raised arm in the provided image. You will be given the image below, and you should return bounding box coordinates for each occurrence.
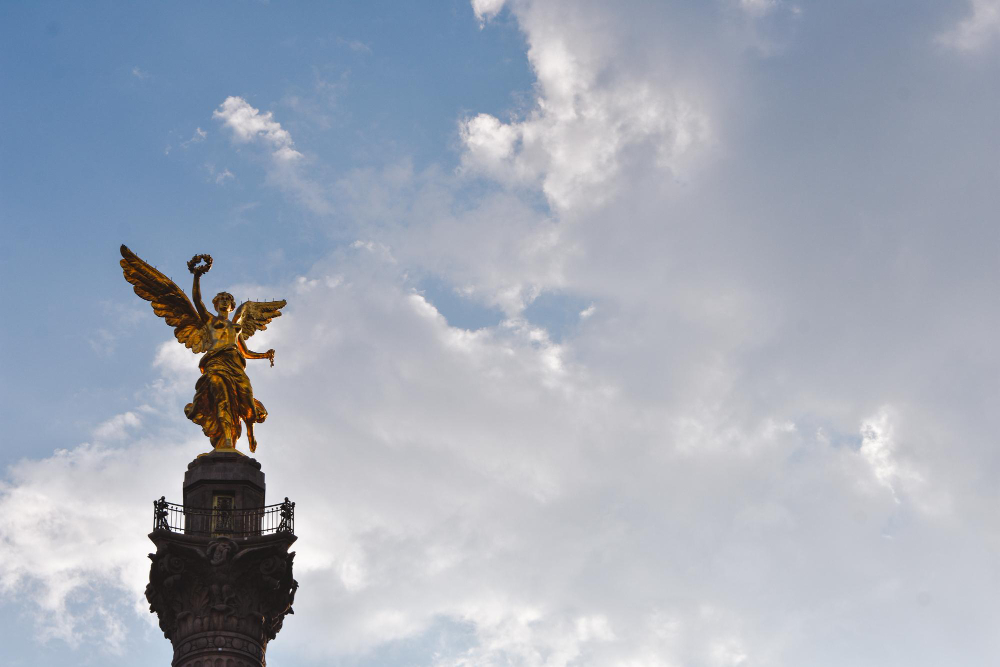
[191,268,209,320]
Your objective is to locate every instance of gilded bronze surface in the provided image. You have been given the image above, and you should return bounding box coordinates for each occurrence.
[120,245,286,454]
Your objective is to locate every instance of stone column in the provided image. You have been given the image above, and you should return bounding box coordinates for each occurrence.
[146,452,298,667]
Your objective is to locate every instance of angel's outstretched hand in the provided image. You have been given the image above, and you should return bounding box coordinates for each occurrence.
[267,349,276,367]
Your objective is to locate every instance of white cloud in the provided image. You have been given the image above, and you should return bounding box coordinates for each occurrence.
[938,0,1000,51]
[131,66,149,80]
[471,0,507,25]
[214,96,333,214]
[92,412,141,441]
[461,113,519,166]
[4,243,989,664]
[9,0,1000,664]
[0,440,195,650]
[858,407,924,501]
[213,96,303,161]
[460,1,711,211]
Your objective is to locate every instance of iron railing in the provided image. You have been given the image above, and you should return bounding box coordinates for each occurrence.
[153,496,295,537]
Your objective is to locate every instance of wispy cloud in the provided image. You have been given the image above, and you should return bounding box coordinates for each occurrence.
[738,0,777,16]
[87,300,146,356]
[181,126,207,148]
[337,37,372,54]
[214,96,332,214]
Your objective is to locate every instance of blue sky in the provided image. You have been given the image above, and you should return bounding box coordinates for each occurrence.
[3,1,1000,665]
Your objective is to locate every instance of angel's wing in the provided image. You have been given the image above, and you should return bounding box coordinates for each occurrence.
[234,299,287,339]
[119,245,209,353]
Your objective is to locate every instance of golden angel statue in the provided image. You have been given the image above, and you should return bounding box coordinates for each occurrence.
[119,245,286,454]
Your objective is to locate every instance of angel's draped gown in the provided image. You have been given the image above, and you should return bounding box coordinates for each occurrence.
[184,319,268,452]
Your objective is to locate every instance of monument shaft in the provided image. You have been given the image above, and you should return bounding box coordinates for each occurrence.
[146,453,298,667]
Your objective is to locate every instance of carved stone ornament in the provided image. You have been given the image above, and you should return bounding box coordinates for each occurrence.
[146,533,297,667]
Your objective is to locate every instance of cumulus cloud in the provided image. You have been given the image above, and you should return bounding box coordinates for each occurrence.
[4,238,991,664]
[280,2,1000,661]
[0,437,195,651]
[92,412,142,441]
[6,0,1000,664]
[459,2,711,211]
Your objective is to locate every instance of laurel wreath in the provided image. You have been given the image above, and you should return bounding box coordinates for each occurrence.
[187,254,213,275]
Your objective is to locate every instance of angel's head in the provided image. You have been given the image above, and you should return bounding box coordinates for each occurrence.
[212,292,236,316]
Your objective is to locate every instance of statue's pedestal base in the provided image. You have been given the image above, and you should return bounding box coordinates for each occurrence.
[184,451,265,511]
[197,445,245,458]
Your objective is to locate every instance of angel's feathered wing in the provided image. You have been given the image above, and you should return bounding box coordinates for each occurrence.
[120,245,209,353]
[234,299,287,339]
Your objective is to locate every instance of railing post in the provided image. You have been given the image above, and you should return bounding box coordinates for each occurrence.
[154,496,169,531]
[278,497,294,533]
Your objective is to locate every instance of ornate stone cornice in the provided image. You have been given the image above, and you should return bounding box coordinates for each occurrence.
[146,531,297,667]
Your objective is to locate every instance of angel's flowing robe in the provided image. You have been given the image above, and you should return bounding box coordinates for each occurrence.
[184,344,268,452]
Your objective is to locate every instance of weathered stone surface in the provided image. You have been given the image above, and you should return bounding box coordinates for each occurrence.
[184,452,265,516]
[146,533,297,667]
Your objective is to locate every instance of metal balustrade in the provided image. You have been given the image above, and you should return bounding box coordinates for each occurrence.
[153,496,295,536]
